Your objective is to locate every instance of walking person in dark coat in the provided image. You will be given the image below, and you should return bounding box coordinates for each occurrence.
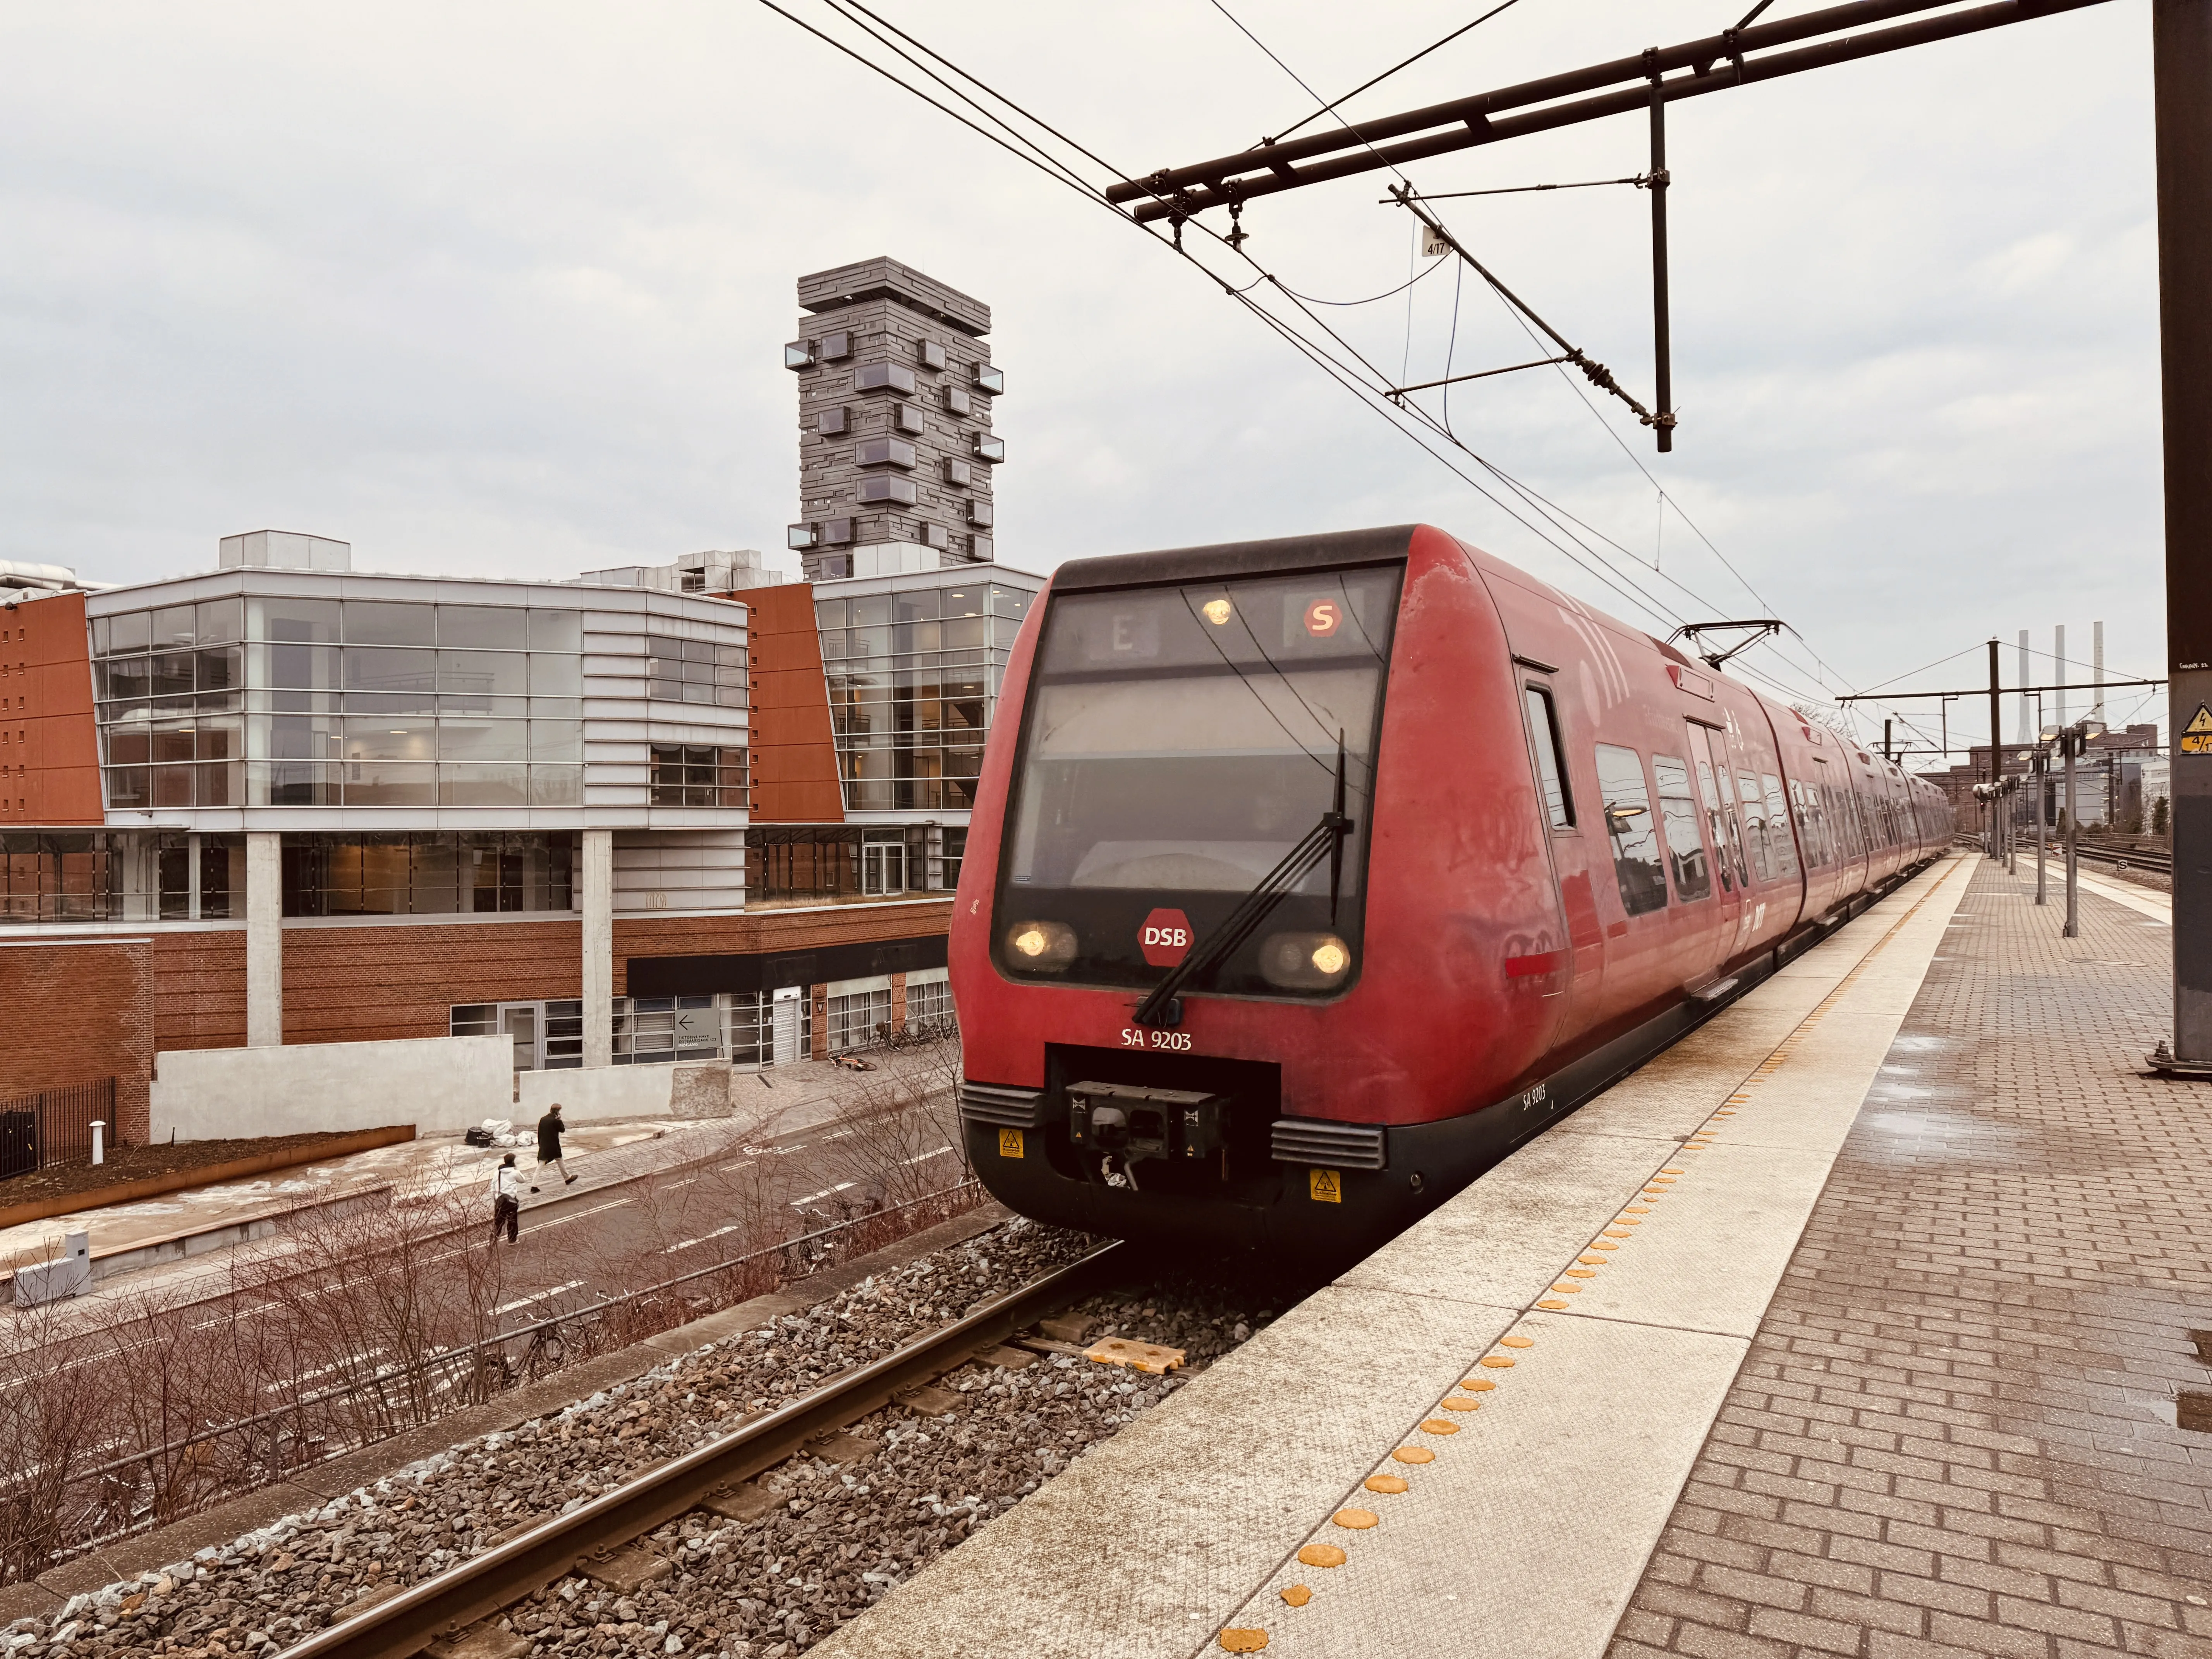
[532,1102,577,1193]
[490,1153,521,1244]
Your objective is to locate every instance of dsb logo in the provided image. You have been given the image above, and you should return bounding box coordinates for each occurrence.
[1140,908,1192,967]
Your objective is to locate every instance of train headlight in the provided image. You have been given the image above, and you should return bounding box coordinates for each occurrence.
[1004,919,1078,971]
[1201,598,1233,626]
[1259,931,1353,989]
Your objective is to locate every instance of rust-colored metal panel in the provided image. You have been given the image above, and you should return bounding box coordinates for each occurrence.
[736,584,845,823]
[1,589,103,825]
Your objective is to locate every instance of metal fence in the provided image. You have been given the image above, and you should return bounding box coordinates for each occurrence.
[0,1077,118,1179]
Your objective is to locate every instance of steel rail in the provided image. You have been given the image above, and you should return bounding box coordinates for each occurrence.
[276,1241,1125,1659]
[2073,842,2174,874]
[1118,0,2112,221]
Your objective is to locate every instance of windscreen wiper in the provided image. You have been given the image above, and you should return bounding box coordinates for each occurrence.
[1133,736,1353,1029]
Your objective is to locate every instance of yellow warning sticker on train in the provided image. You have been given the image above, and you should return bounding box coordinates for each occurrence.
[2185,705,2212,755]
[998,1128,1025,1159]
[1310,1168,1343,1203]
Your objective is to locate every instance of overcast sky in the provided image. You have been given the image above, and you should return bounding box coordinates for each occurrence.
[0,0,2163,758]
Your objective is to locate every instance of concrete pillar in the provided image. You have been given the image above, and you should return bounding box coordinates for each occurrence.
[582,829,613,1068]
[246,832,282,1047]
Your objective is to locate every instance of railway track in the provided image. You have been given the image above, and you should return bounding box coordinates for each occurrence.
[2072,838,2172,875]
[276,1240,1125,1659]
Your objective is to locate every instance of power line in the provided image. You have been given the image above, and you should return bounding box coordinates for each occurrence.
[750,0,1940,752]
[1268,0,1528,146]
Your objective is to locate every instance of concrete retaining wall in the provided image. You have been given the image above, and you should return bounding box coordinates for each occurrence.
[515,1061,731,1122]
[149,1036,513,1141]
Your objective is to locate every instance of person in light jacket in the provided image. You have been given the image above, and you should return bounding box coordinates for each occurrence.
[532,1102,577,1193]
[489,1153,521,1245]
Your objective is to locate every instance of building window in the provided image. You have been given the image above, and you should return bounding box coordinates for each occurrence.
[450,999,582,1070]
[854,362,917,395]
[282,831,575,917]
[943,386,972,417]
[972,364,1005,395]
[747,825,861,904]
[862,829,906,896]
[816,407,849,437]
[812,579,1034,812]
[856,476,919,506]
[649,745,749,808]
[972,434,1006,463]
[943,458,972,488]
[826,988,892,1055]
[855,436,917,469]
[917,338,947,371]
[93,598,589,813]
[613,995,722,1065]
[904,974,955,1033]
[647,639,748,707]
[940,826,967,890]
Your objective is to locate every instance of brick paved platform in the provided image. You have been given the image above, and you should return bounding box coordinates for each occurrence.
[1610,855,2212,1659]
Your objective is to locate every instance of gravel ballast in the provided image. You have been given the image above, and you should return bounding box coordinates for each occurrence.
[0,1219,1292,1658]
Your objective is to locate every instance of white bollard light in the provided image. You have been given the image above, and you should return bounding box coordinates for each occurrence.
[90,1120,105,1166]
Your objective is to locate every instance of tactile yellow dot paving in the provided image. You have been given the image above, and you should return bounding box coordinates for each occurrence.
[1279,1585,1311,1607]
[1219,1629,1269,1652]
[1333,1508,1379,1530]
[1297,1544,1347,1568]
[1457,1378,1496,1391]
[1364,1474,1409,1494]
[1391,1447,1434,1465]
[1441,1395,1482,1411]
[1499,1336,1534,1348]
[1419,1419,1458,1435]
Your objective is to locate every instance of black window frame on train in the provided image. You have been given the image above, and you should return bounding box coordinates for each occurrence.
[1594,742,1668,917]
[1522,683,1575,831]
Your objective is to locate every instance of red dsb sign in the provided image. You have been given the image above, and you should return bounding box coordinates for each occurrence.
[1140,908,1192,967]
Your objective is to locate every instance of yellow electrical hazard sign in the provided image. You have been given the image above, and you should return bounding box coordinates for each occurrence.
[998,1128,1024,1159]
[2183,705,2212,756]
[1309,1168,1343,1203]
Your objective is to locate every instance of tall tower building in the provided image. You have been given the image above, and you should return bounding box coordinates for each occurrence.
[784,258,1003,582]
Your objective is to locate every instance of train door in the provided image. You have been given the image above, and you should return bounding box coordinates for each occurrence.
[1518,676,1599,1046]
[1688,722,1749,957]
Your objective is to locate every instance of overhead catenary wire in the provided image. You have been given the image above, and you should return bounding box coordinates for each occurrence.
[1266,0,1528,146]
[749,0,1944,757]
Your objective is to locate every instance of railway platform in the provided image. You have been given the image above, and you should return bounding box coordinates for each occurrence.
[814,850,2212,1659]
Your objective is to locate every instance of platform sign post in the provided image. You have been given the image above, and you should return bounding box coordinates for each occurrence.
[2156,0,2212,1069]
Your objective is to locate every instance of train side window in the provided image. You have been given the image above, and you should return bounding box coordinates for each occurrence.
[1594,743,1667,915]
[1523,685,1574,829]
[1738,770,1775,882]
[1651,753,1713,902]
[1762,773,1799,876]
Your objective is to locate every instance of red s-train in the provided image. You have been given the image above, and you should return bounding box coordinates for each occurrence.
[949,525,1950,1263]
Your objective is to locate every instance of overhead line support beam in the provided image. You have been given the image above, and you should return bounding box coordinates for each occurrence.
[1115,0,2114,222]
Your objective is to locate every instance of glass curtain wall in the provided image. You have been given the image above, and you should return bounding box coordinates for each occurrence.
[282,831,576,916]
[814,581,1029,812]
[93,597,586,809]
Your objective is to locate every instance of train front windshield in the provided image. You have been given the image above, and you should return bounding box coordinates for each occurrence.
[995,564,1401,996]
